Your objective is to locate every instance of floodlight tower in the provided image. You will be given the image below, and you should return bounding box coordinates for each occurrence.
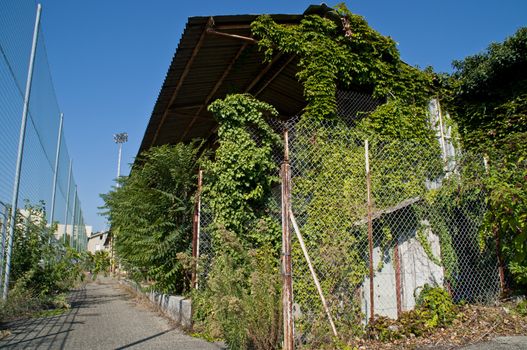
[114,132,128,182]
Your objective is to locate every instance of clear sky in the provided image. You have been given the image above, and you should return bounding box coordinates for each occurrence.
[36,0,526,231]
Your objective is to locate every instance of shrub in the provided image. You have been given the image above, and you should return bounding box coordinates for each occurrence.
[515,299,527,317]
[192,229,281,350]
[101,143,202,294]
[415,284,457,328]
[367,285,458,341]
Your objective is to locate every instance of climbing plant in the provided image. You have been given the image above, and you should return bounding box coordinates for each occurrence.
[194,94,282,349]
[249,3,491,341]
[204,93,281,251]
[251,4,435,122]
[447,27,527,287]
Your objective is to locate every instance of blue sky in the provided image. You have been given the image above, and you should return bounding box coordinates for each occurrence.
[36,0,526,231]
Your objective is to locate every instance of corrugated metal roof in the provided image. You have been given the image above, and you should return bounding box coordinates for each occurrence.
[137,13,306,156]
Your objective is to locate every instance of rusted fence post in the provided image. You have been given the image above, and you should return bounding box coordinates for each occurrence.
[191,169,203,289]
[281,129,294,350]
[365,140,375,323]
[394,244,402,318]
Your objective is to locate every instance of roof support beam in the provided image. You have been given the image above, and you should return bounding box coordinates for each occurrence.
[206,53,297,137]
[167,111,210,121]
[254,54,296,97]
[206,28,258,44]
[214,24,252,30]
[179,43,249,142]
[150,17,213,147]
[244,52,283,93]
[169,104,204,111]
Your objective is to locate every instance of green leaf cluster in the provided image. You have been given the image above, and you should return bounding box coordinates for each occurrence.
[10,204,84,297]
[192,230,281,350]
[101,143,201,294]
[368,285,457,341]
[448,27,527,286]
[251,5,435,122]
[1,203,88,321]
[250,4,467,339]
[204,94,281,250]
[193,94,283,348]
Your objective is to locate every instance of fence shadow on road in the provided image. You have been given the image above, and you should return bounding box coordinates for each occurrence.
[0,285,89,349]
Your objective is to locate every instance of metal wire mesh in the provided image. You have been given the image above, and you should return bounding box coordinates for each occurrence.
[196,90,501,345]
[0,0,89,262]
[286,93,500,344]
[196,114,284,283]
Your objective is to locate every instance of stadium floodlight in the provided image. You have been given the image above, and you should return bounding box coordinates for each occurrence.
[114,132,128,180]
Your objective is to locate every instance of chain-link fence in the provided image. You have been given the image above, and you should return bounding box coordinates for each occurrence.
[286,116,500,344]
[194,91,502,345]
[0,1,88,295]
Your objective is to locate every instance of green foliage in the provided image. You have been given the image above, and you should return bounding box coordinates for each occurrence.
[368,285,457,341]
[416,228,442,267]
[192,230,281,350]
[83,251,112,279]
[448,27,527,286]
[514,299,527,317]
[415,284,457,328]
[101,143,201,294]
[10,204,84,297]
[0,204,85,321]
[205,94,281,250]
[249,4,473,342]
[251,5,435,122]
[193,94,283,348]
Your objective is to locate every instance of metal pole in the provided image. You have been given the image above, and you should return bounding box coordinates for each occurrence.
[394,244,402,318]
[365,139,375,323]
[114,133,127,187]
[117,142,122,178]
[191,169,203,289]
[49,113,63,226]
[74,200,79,251]
[71,188,77,248]
[0,203,9,293]
[281,129,294,350]
[63,160,72,243]
[3,3,42,300]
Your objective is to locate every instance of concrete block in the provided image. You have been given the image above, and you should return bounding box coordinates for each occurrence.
[120,279,193,330]
[167,296,184,323]
[160,294,169,310]
[180,298,192,329]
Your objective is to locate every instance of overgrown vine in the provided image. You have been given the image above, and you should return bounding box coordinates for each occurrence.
[204,94,281,251]
[193,94,283,349]
[249,4,484,339]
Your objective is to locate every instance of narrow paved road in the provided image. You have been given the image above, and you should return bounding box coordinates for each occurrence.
[0,278,223,349]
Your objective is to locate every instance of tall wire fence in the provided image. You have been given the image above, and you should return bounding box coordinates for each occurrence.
[195,89,502,346]
[0,1,88,294]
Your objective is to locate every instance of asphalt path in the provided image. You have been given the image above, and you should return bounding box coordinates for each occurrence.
[0,278,222,350]
[0,278,525,349]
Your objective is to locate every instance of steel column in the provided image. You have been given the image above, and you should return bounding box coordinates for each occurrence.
[49,113,63,226]
[63,160,72,243]
[3,3,42,299]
